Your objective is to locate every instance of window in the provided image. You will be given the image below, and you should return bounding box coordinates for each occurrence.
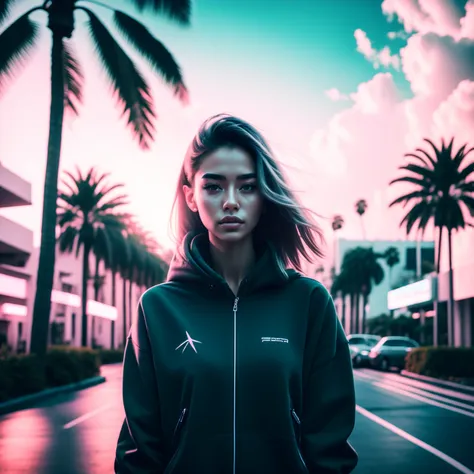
[348,337,366,345]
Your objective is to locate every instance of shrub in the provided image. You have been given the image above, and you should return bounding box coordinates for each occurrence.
[97,349,124,365]
[405,346,474,379]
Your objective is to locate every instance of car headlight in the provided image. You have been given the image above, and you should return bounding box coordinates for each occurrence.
[369,351,377,358]
[360,350,369,356]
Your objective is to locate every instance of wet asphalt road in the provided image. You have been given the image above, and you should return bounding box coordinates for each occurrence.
[1,364,473,474]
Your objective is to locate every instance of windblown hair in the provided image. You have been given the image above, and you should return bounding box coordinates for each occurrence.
[170,113,325,271]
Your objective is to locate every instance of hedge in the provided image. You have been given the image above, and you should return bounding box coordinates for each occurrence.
[405,346,474,381]
[0,346,124,403]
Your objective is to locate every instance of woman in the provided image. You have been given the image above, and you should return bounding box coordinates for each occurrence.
[114,114,358,474]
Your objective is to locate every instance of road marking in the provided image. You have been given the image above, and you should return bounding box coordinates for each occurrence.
[356,405,474,474]
[63,404,111,430]
[381,373,474,403]
[353,370,376,381]
[373,382,474,418]
[377,379,474,412]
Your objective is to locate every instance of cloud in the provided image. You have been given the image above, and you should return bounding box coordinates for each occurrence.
[354,29,401,70]
[388,30,410,40]
[325,88,349,101]
[432,79,474,145]
[382,0,473,40]
[309,3,474,240]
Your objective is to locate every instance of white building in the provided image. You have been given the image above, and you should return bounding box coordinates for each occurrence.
[335,238,435,321]
[0,163,34,352]
[0,164,143,354]
[388,228,474,347]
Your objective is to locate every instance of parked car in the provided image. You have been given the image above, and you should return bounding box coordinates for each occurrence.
[347,334,381,367]
[368,336,420,371]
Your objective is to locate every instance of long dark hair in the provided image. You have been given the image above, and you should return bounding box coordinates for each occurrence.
[170,113,325,271]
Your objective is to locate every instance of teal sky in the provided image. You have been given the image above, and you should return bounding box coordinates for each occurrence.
[1,0,424,250]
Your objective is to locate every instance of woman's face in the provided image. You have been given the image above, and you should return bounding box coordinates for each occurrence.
[184,146,264,244]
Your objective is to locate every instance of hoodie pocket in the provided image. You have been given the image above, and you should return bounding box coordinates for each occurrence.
[291,408,308,472]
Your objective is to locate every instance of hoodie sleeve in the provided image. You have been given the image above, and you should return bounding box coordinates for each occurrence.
[300,286,358,474]
[114,299,165,474]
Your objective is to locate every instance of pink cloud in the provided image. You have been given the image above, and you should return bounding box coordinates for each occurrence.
[432,80,474,145]
[461,0,474,39]
[382,0,467,38]
[309,12,474,241]
[354,29,401,70]
[325,88,349,101]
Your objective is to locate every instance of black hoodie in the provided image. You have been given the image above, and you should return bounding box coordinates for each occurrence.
[115,232,358,474]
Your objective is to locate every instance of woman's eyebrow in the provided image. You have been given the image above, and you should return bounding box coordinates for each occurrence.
[201,173,256,180]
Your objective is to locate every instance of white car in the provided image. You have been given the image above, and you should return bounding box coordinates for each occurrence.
[347,334,381,367]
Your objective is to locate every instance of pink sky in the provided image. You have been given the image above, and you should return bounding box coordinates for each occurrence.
[0,0,473,262]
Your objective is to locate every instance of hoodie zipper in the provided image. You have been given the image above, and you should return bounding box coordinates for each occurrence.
[172,408,188,451]
[232,296,239,474]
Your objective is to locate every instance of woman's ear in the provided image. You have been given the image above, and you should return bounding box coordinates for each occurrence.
[183,185,198,213]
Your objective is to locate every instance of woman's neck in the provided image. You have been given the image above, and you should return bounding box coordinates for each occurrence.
[208,234,256,295]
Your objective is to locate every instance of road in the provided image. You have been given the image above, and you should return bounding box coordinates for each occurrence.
[0,364,473,474]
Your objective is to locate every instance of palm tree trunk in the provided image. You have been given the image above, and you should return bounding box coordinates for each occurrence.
[341,293,346,332]
[362,293,368,333]
[433,226,443,347]
[122,274,127,348]
[92,257,100,348]
[360,216,366,240]
[29,35,65,357]
[111,270,116,349]
[128,275,133,329]
[81,243,91,347]
[447,229,455,347]
[350,293,355,333]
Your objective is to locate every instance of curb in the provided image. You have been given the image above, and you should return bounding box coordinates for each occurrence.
[400,370,474,394]
[0,375,106,416]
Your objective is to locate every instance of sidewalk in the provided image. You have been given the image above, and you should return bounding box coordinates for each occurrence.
[401,370,474,394]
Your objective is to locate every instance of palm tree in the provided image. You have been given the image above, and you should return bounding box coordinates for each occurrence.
[389,137,474,347]
[355,199,368,239]
[383,246,400,289]
[56,167,128,347]
[331,214,344,273]
[340,247,384,333]
[0,0,190,357]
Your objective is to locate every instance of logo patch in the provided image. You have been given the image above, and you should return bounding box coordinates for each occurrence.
[176,331,202,353]
[261,337,289,343]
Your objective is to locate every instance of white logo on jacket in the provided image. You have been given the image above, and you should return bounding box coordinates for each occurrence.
[261,337,289,343]
[176,331,202,353]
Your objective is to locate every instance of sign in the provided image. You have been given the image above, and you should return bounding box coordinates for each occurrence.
[387,277,435,310]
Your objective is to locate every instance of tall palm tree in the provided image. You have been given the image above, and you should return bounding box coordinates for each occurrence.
[0,0,190,357]
[355,199,368,240]
[331,214,344,273]
[389,137,474,347]
[56,167,127,347]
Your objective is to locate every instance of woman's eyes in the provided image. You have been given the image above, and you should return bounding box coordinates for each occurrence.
[202,183,257,192]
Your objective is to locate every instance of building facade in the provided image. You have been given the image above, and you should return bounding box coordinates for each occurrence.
[335,238,435,322]
[388,227,474,347]
[0,164,143,354]
[0,163,34,352]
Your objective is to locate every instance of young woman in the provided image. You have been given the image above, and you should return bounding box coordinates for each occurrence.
[114,114,358,474]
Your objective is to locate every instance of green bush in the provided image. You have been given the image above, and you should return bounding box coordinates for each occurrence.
[97,349,124,365]
[406,346,474,379]
[0,346,101,403]
[0,354,45,402]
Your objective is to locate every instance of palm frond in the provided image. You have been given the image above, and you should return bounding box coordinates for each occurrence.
[81,8,156,149]
[414,148,436,168]
[399,163,434,180]
[113,10,188,102]
[127,0,191,25]
[459,161,474,182]
[389,175,427,188]
[0,12,40,95]
[388,190,430,208]
[404,152,433,170]
[399,201,432,235]
[63,41,83,116]
[0,0,16,26]
[460,195,474,216]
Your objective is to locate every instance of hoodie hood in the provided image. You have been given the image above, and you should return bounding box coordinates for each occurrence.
[167,232,301,294]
